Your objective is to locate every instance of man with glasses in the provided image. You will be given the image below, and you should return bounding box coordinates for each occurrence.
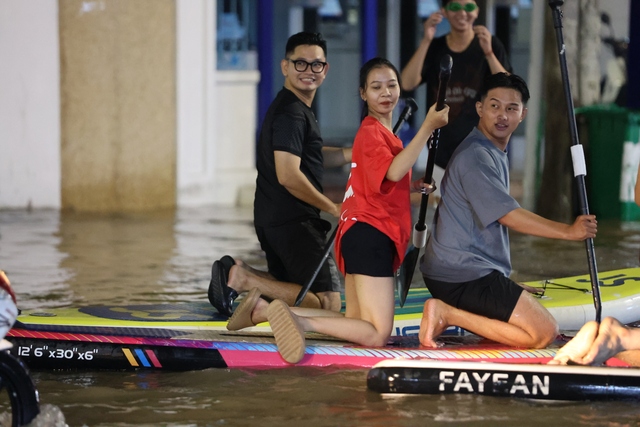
[209,32,351,320]
[401,0,511,190]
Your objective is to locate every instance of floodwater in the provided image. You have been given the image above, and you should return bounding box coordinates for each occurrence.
[2,202,640,426]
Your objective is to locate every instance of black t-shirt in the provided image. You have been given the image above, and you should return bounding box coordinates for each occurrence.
[421,35,511,168]
[254,88,324,227]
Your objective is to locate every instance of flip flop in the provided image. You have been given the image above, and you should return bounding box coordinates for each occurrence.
[267,299,306,364]
[227,288,262,331]
[207,255,238,317]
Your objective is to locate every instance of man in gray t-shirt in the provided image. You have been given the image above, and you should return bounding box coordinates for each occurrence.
[422,127,518,283]
[419,73,598,349]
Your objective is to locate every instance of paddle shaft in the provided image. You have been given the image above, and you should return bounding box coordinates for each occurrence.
[294,100,418,307]
[548,0,602,322]
[414,58,451,236]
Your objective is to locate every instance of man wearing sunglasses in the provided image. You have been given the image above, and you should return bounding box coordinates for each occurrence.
[401,0,511,186]
[209,32,351,319]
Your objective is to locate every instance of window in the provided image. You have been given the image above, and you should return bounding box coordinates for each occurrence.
[217,0,257,70]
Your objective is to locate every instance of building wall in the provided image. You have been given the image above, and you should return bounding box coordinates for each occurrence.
[59,0,176,212]
[0,0,257,212]
[175,0,258,207]
[0,1,61,209]
[175,0,218,207]
[8,1,628,212]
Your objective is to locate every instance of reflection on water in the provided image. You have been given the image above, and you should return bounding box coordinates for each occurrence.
[510,218,640,281]
[58,210,177,305]
[1,207,264,309]
[1,207,640,426]
[27,368,640,426]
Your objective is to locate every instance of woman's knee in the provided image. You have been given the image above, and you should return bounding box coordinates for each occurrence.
[366,331,392,348]
[369,323,394,347]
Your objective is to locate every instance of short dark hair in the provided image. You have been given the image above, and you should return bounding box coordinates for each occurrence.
[358,57,402,121]
[479,72,530,105]
[285,32,327,58]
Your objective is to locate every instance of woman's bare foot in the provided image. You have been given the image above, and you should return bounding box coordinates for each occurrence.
[582,317,629,365]
[251,298,269,324]
[227,288,262,330]
[548,321,599,365]
[419,298,449,347]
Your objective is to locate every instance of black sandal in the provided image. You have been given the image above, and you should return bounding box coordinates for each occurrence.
[207,255,238,317]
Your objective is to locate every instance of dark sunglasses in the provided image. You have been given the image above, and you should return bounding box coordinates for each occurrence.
[287,59,327,73]
[445,2,478,12]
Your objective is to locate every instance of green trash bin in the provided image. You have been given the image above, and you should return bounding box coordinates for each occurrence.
[576,104,640,221]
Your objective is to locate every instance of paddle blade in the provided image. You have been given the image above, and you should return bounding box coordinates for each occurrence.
[396,246,420,307]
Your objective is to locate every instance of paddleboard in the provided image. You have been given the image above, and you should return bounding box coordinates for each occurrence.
[13,268,640,338]
[367,358,640,401]
[8,330,570,371]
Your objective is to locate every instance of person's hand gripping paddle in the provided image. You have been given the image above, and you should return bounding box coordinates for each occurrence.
[293,98,419,307]
[396,54,452,307]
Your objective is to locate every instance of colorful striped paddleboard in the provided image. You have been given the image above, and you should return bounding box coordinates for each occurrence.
[7,268,640,371]
[8,329,566,371]
[13,268,640,336]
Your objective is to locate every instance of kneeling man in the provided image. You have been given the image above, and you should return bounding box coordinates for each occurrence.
[420,73,597,348]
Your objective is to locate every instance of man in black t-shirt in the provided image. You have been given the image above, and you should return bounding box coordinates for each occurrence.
[420,33,511,168]
[401,0,511,192]
[209,32,351,318]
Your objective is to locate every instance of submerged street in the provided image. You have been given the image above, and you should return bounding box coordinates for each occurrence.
[1,205,640,425]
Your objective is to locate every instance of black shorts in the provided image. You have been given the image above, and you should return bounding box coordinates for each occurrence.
[255,218,341,294]
[423,270,523,322]
[341,222,395,277]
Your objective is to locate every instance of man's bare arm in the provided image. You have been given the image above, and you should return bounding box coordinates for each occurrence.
[275,150,339,217]
[499,207,597,241]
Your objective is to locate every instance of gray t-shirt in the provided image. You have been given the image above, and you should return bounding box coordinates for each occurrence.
[421,128,520,282]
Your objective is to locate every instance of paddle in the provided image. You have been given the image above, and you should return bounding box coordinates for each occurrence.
[396,54,452,308]
[293,98,419,307]
[548,0,602,322]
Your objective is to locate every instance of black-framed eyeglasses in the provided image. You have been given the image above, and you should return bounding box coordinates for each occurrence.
[287,58,327,73]
[445,2,478,12]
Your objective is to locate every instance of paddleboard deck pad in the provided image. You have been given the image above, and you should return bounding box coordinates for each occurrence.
[367,358,640,401]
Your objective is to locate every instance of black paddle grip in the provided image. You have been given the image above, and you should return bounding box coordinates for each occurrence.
[393,98,419,135]
[435,55,452,112]
[416,54,452,227]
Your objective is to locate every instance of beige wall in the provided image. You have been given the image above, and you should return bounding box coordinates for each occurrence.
[59,0,176,212]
